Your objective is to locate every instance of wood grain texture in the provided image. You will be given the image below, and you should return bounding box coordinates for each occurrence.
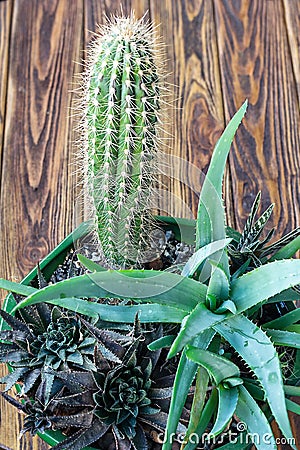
[0,0,83,448]
[149,0,225,220]
[0,1,12,188]
[214,0,300,236]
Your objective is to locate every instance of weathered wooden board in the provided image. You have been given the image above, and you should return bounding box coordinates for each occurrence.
[0,0,83,448]
[0,0,299,448]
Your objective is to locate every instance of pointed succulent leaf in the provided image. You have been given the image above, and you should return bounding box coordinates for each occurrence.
[286,398,300,415]
[51,420,109,450]
[17,296,188,324]
[22,368,41,394]
[14,270,207,314]
[149,387,173,399]
[214,437,251,450]
[263,308,300,330]
[265,328,300,348]
[206,263,230,311]
[181,238,232,278]
[0,309,31,335]
[230,260,300,313]
[243,203,274,250]
[0,279,37,296]
[168,304,228,358]
[148,334,175,351]
[0,367,28,391]
[182,389,218,450]
[235,385,277,450]
[209,385,239,438]
[50,412,94,429]
[215,300,236,314]
[186,347,240,385]
[77,254,107,272]
[268,229,300,260]
[214,315,296,447]
[184,366,209,444]
[238,192,261,249]
[131,423,148,450]
[196,101,248,278]
[162,329,215,450]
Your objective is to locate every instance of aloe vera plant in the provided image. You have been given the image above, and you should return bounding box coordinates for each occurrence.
[3,101,300,449]
[82,14,163,267]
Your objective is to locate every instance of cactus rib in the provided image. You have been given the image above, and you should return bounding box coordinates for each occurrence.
[82,14,163,267]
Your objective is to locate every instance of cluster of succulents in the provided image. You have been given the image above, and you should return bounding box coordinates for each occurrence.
[0,255,186,449]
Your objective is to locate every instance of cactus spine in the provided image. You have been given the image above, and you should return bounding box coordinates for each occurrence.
[82,14,162,268]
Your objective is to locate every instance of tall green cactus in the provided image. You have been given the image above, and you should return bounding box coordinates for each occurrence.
[82,14,162,268]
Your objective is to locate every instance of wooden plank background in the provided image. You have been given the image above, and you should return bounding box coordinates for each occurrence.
[0,0,299,448]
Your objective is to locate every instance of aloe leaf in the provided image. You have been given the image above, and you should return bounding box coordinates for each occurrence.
[236,385,276,450]
[182,389,218,450]
[183,366,209,445]
[269,231,300,261]
[196,101,248,277]
[186,347,240,438]
[263,308,300,330]
[210,385,239,437]
[186,347,240,385]
[268,288,300,303]
[214,315,295,447]
[148,335,175,351]
[181,238,232,278]
[231,260,300,313]
[162,329,215,450]
[77,254,107,272]
[155,216,196,245]
[286,398,300,415]
[284,385,300,397]
[265,328,300,349]
[206,263,230,311]
[22,297,187,323]
[13,270,207,314]
[168,304,228,359]
[0,279,37,297]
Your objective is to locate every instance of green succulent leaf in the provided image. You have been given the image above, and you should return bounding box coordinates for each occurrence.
[185,347,240,438]
[230,259,300,313]
[210,385,239,437]
[186,347,240,385]
[235,385,276,450]
[206,263,230,311]
[76,254,107,272]
[162,329,215,450]
[168,304,228,359]
[263,308,300,330]
[0,279,37,297]
[184,366,209,445]
[155,216,196,245]
[214,315,296,448]
[196,100,248,277]
[17,297,187,324]
[181,388,218,450]
[13,270,207,314]
[265,328,300,349]
[286,398,300,415]
[181,238,232,278]
[147,335,175,351]
[269,232,300,261]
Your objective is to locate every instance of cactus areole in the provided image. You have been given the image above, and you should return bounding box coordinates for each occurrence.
[83,15,162,268]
